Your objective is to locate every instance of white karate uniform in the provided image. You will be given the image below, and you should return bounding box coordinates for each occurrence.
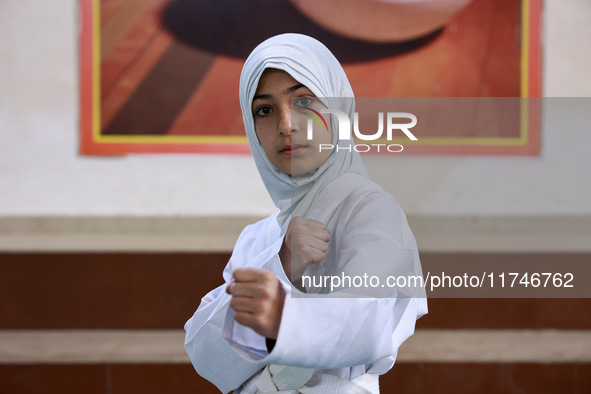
[185,174,427,393]
[184,33,427,393]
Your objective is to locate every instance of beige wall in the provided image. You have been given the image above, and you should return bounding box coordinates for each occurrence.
[0,0,590,251]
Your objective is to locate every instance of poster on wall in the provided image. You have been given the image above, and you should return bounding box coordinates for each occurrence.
[79,0,542,156]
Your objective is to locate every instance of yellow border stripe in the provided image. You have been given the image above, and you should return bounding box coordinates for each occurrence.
[521,0,530,98]
[92,0,101,141]
[519,0,530,144]
[97,135,248,144]
[369,137,526,146]
[92,0,532,148]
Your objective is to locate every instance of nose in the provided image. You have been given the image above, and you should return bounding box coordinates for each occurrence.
[278,107,293,136]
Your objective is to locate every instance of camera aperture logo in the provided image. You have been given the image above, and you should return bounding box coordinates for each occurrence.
[303,106,329,133]
[306,109,418,153]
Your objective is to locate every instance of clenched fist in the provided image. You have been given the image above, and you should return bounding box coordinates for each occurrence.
[226,267,285,339]
[279,217,330,282]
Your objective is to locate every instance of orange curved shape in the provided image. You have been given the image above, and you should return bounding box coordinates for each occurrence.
[289,0,473,43]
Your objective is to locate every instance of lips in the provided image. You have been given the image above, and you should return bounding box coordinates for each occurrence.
[280,144,307,156]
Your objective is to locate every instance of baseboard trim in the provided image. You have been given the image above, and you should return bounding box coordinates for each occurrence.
[1,329,590,364]
[1,215,590,252]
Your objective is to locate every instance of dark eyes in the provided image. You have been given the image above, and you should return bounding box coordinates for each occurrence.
[253,96,316,118]
[295,97,314,107]
[254,106,273,117]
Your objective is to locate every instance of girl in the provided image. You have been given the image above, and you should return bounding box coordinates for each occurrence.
[185,33,427,393]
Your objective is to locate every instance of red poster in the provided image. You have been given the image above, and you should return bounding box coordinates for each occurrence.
[80,0,542,155]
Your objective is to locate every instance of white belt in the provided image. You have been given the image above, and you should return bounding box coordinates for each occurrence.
[238,365,379,394]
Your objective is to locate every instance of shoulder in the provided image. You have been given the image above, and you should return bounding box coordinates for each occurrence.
[338,175,416,251]
[235,212,281,245]
[229,212,281,262]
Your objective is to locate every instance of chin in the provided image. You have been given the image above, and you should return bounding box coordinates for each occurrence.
[289,165,321,177]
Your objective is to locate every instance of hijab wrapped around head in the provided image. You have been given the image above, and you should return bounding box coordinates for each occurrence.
[239,33,368,233]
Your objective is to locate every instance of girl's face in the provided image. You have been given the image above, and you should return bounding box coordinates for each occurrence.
[252,69,332,176]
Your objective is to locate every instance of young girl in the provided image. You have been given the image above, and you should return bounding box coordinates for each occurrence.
[184,33,427,393]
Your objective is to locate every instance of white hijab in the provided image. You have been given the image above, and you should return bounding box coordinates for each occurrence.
[239,33,369,233]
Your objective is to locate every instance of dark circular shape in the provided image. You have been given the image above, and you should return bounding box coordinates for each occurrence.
[160,0,442,63]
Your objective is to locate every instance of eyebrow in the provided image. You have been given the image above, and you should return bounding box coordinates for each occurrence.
[285,83,306,95]
[252,83,307,101]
